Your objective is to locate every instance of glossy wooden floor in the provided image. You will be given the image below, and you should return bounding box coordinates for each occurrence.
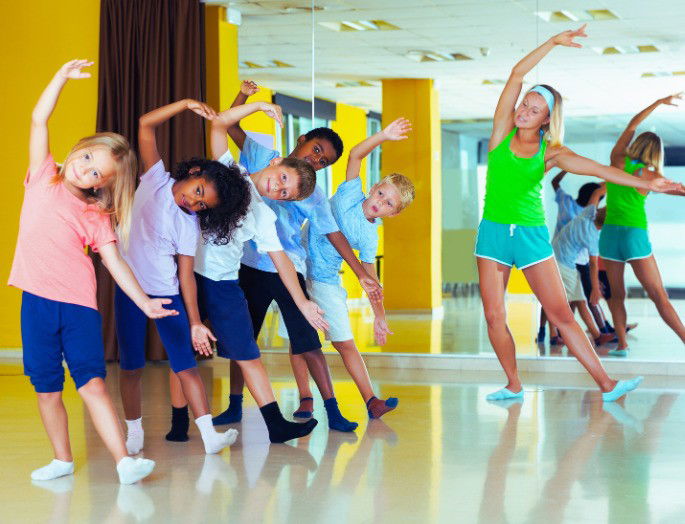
[261,297,685,361]
[2,360,685,523]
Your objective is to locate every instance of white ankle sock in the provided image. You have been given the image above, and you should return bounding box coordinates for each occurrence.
[31,459,74,481]
[195,414,238,454]
[117,456,155,485]
[125,418,144,455]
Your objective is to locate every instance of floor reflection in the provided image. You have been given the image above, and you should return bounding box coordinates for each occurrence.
[2,361,685,523]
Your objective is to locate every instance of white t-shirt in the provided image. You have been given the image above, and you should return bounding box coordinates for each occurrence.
[194,150,282,281]
[121,160,200,296]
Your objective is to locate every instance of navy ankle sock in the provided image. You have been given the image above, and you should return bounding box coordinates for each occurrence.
[293,397,314,419]
[323,397,358,432]
[260,401,318,443]
[212,394,243,425]
[165,405,189,442]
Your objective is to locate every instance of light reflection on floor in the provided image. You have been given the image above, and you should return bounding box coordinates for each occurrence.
[260,297,685,361]
[2,361,685,523]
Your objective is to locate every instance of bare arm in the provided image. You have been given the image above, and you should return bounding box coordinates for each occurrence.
[30,60,94,175]
[326,231,382,303]
[362,262,392,345]
[178,254,216,356]
[226,81,260,150]
[589,256,601,306]
[268,250,328,332]
[490,25,587,150]
[99,242,178,318]
[551,171,567,192]
[138,99,216,172]
[346,118,411,182]
[210,101,282,160]
[611,93,683,167]
[546,149,682,193]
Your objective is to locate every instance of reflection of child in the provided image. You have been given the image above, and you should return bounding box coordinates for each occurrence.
[552,185,613,346]
[301,118,416,419]
[12,60,170,484]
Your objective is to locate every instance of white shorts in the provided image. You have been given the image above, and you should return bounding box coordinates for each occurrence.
[307,279,354,342]
[558,263,585,302]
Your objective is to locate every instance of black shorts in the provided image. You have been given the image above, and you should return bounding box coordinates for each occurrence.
[238,264,321,354]
[599,269,611,299]
[576,263,592,301]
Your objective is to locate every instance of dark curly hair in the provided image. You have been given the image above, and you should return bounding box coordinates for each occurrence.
[172,158,251,245]
[304,127,344,162]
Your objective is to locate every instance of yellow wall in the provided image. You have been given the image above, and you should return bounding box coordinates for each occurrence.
[331,103,370,300]
[381,79,442,311]
[0,1,100,347]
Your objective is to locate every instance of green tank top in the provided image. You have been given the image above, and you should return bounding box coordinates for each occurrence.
[604,156,648,229]
[483,128,547,226]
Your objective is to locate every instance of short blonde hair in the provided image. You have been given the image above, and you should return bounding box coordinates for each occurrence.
[56,132,137,247]
[379,173,415,212]
[626,131,664,172]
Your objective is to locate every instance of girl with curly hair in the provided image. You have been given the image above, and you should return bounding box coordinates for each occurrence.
[115,98,251,456]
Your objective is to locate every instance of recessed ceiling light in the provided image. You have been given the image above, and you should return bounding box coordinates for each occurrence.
[451,53,473,61]
[602,46,624,55]
[535,10,578,22]
[587,9,619,20]
[242,61,264,69]
[405,50,473,62]
[673,71,685,76]
[271,60,294,68]
[319,19,399,32]
[637,45,659,53]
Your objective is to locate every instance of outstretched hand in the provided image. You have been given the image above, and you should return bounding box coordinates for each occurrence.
[648,177,684,194]
[240,80,260,96]
[300,300,330,332]
[57,59,94,80]
[187,99,217,120]
[374,317,393,345]
[191,323,217,356]
[552,24,587,48]
[382,118,412,141]
[259,102,284,128]
[659,92,683,106]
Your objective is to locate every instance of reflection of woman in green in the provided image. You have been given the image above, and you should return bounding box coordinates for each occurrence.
[600,94,685,356]
[475,24,681,402]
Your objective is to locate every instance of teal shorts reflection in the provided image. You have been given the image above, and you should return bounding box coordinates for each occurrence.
[599,224,652,263]
[474,219,553,269]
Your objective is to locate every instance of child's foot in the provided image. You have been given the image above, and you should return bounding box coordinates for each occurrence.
[486,387,524,402]
[367,396,399,419]
[608,347,629,357]
[31,459,74,481]
[293,397,314,419]
[212,394,243,425]
[165,406,189,442]
[602,376,644,403]
[268,417,318,443]
[125,418,144,455]
[594,333,616,346]
[203,429,239,454]
[117,457,155,485]
[626,322,638,332]
[324,397,358,432]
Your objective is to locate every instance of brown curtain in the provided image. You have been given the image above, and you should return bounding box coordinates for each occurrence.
[95,0,206,361]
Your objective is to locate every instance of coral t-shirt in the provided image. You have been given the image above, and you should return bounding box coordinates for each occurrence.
[8,155,117,310]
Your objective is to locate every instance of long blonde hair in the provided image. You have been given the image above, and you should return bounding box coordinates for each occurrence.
[531,84,564,147]
[56,132,136,246]
[626,131,664,172]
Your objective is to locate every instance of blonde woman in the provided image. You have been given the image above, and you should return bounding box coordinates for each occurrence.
[9,60,176,484]
[475,27,682,402]
[600,94,685,356]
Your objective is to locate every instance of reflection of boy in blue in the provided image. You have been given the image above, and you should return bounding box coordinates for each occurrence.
[217,81,381,432]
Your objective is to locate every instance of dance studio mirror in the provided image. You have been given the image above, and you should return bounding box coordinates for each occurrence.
[231,1,685,364]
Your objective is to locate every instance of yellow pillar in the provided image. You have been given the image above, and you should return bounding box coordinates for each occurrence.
[381,79,442,311]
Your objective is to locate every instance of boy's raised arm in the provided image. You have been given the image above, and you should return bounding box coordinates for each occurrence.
[346,118,411,182]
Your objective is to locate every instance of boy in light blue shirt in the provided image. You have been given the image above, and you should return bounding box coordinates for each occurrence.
[303,118,416,419]
[552,184,614,347]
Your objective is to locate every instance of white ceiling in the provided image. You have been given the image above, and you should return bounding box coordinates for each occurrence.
[230,0,685,141]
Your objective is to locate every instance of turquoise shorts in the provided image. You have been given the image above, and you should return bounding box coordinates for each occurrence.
[599,224,652,263]
[474,219,554,269]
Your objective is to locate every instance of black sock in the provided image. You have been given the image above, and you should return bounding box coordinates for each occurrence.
[260,401,318,443]
[165,405,189,442]
[212,394,243,425]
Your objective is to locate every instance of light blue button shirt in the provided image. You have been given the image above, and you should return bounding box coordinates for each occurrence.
[554,187,589,264]
[307,177,379,285]
[239,137,339,274]
[553,205,599,269]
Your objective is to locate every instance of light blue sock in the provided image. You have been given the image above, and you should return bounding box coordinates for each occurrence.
[486,387,524,401]
[602,403,644,433]
[608,348,628,357]
[602,376,644,403]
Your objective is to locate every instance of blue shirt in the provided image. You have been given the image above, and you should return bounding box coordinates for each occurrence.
[554,187,588,264]
[306,177,379,285]
[239,137,339,274]
[552,205,599,269]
